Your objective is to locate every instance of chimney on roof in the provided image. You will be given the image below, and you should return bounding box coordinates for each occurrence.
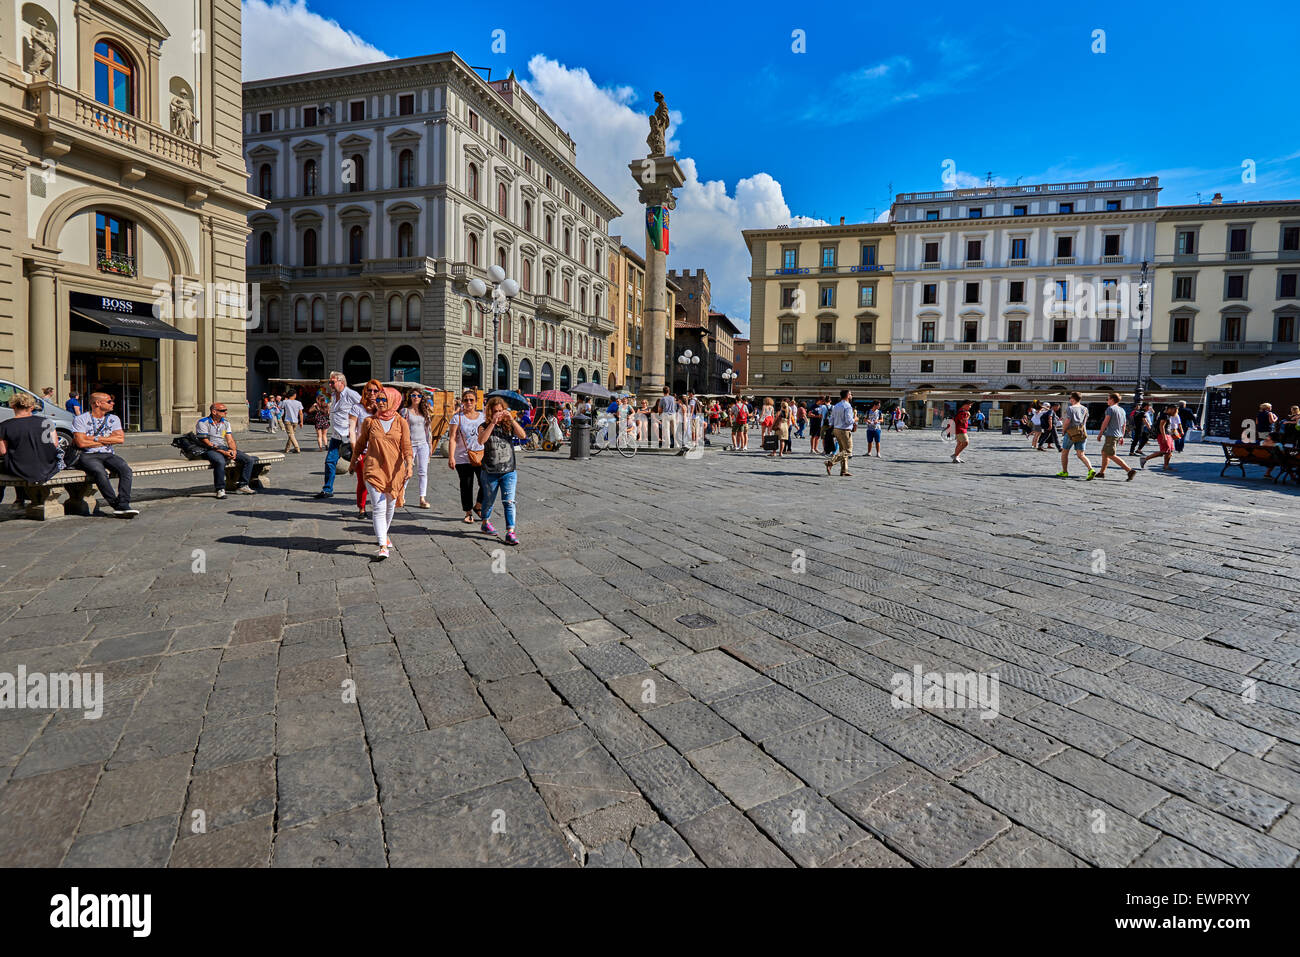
[839,216,845,225]
[1211,192,1223,205]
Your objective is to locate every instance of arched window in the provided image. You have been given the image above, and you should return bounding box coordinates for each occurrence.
[544,270,553,296]
[580,240,586,266]
[540,362,554,390]
[388,294,402,331]
[523,201,532,232]
[498,183,508,216]
[577,368,587,384]
[397,222,413,258]
[340,296,355,332]
[563,228,571,256]
[258,164,273,200]
[294,298,308,332]
[342,346,372,386]
[496,246,507,270]
[518,358,534,394]
[579,288,586,313]
[406,294,421,331]
[559,365,571,392]
[398,150,414,188]
[302,229,317,267]
[521,259,531,292]
[357,295,372,331]
[468,163,479,201]
[311,297,325,333]
[258,231,273,265]
[93,41,135,114]
[348,226,364,265]
[461,350,482,390]
[495,354,509,391]
[595,248,602,271]
[468,233,479,265]
[349,153,365,192]
[563,277,572,303]
[390,345,420,384]
[265,299,279,334]
[592,370,600,385]
[463,301,473,334]
[303,159,318,196]
[529,318,535,348]
[298,346,325,380]
[545,216,553,245]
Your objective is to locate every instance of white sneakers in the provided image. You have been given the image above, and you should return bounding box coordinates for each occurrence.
[216,488,226,499]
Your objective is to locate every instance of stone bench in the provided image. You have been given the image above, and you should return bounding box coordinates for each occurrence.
[0,452,286,520]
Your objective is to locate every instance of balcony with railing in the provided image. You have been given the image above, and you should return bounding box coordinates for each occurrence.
[963,259,985,268]
[1054,257,1076,266]
[1007,258,1029,267]
[797,341,851,354]
[1102,254,1125,263]
[1227,250,1252,261]
[588,314,613,334]
[1202,340,1270,353]
[896,178,1159,203]
[536,295,573,319]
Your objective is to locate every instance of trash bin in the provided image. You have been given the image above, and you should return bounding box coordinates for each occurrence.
[570,414,591,460]
[1002,418,1012,435]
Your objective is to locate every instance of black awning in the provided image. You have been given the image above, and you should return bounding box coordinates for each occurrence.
[70,307,197,342]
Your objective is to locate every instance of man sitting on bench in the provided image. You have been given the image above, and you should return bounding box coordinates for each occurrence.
[0,391,60,508]
[72,392,138,517]
[197,403,257,499]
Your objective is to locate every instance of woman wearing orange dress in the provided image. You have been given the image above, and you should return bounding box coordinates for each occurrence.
[348,385,412,559]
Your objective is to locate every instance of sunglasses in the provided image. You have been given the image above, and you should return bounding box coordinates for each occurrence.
[374,396,388,405]
[213,408,228,413]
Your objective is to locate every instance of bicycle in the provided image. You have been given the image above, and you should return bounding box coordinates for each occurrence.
[590,416,637,457]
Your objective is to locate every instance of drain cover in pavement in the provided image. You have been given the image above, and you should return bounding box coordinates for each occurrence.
[676,613,718,629]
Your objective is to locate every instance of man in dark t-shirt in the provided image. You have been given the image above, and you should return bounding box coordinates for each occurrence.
[0,393,60,506]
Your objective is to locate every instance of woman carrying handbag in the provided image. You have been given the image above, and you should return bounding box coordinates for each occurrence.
[447,389,485,524]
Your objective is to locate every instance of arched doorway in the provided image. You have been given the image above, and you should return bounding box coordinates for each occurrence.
[540,362,554,391]
[341,345,371,387]
[462,350,482,390]
[577,368,587,385]
[251,346,279,405]
[390,345,420,383]
[496,354,510,391]
[518,358,534,395]
[592,371,601,385]
[297,345,324,380]
[559,365,571,392]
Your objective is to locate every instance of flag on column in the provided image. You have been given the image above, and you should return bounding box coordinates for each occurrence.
[646,206,669,254]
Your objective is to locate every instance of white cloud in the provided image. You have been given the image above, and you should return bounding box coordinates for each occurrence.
[522,54,822,333]
[241,0,389,81]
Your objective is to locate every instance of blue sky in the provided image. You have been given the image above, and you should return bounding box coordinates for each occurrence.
[243,0,1300,327]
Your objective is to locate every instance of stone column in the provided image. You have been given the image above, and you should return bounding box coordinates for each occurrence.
[628,156,684,404]
[27,264,57,394]
[171,283,198,433]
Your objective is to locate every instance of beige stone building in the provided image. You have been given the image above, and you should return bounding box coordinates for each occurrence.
[243,54,619,400]
[1151,196,1300,393]
[611,242,679,395]
[743,220,895,399]
[0,0,261,431]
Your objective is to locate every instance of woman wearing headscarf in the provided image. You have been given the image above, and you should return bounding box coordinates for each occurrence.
[348,386,412,559]
[401,389,434,508]
[353,380,381,519]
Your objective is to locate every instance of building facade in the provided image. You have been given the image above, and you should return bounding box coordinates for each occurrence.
[732,337,749,393]
[242,54,619,400]
[890,178,1160,422]
[744,221,895,399]
[1151,197,1300,393]
[1,0,260,431]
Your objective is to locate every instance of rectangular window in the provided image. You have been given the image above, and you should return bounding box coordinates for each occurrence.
[1174,276,1193,300]
[1284,226,1300,251]
[1229,227,1248,253]
[1056,236,1073,258]
[469,110,479,133]
[1006,359,1021,373]
[1280,273,1298,298]
[1058,202,1073,214]
[1223,316,1243,341]
[780,287,796,309]
[962,359,977,373]
[349,100,365,122]
[858,321,873,344]
[964,282,980,304]
[1104,234,1121,256]
[819,360,832,373]
[545,174,552,190]
[1173,316,1191,342]
[860,244,877,266]
[780,360,793,372]
[966,240,982,262]
[818,321,833,343]
[1277,315,1295,342]
[1226,274,1245,299]
[1100,318,1117,342]
[1106,200,1121,211]
[1053,319,1068,342]
[819,286,835,308]
[1099,359,1114,374]
[1052,359,1067,374]
[524,156,532,174]
[1171,360,1187,375]
[498,134,508,153]
[921,321,936,343]
[399,93,415,115]
[821,246,836,269]
[968,208,983,219]
[926,210,939,221]
[1101,279,1118,302]
[963,320,978,342]
[858,360,872,373]
[258,112,272,132]
[1223,360,1239,374]
[302,106,317,127]
[1007,319,1023,342]
[1008,280,1025,303]
[920,359,934,372]
[783,248,797,269]
[1176,230,1196,255]
[1010,238,1026,260]
[922,283,938,305]
[779,323,794,344]
[1056,280,1069,301]
[858,284,875,308]
[923,241,940,263]
[1013,205,1027,216]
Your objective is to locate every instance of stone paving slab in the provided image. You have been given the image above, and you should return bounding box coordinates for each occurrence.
[1,433,1298,866]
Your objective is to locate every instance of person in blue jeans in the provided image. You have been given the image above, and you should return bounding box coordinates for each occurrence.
[315,371,362,499]
[475,395,527,545]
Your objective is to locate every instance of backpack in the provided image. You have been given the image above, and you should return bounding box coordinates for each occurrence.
[172,432,209,460]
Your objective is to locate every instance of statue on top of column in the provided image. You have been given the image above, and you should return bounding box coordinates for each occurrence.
[646,91,669,157]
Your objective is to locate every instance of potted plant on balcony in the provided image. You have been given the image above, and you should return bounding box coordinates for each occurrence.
[97,254,136,278]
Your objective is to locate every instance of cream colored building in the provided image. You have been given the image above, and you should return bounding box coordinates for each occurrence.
[1151,197,1300,392]
[0,0,260,431]
[743,220,895,399]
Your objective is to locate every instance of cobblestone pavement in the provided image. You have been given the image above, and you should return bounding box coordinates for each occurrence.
[1,430,1298,867]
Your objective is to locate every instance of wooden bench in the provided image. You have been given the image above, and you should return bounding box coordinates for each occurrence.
[1219,443,1298,484]
[0,452,286,520]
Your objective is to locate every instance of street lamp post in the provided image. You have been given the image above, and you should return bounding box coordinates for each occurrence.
[1134,260,1149,408]
[722,369,738,396]
[677,349,700,393]
[467,265,519,392]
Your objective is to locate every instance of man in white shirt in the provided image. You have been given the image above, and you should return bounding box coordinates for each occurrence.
[280,391,304,454]
[71,392,137,517]
[316,371,361,498]
[197,403,257,498]
[824,389,857,476]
